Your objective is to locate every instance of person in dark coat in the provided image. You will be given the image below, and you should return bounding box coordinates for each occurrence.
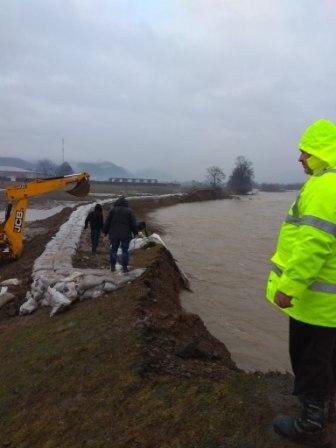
[84,203,104,255]
[103,196,138,273]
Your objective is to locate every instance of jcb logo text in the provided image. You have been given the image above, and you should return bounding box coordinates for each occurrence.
[14,210,24,233]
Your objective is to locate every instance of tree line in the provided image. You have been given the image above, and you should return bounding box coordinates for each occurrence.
[206,155,255,194]
[35,159,74,177]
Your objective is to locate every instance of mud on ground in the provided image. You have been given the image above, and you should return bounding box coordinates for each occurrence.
[0,208,74,319]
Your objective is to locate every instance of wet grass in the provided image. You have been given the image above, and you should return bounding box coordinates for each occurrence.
[0,277,299,448]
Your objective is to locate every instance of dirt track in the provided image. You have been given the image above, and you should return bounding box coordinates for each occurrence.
[0,189,222,319]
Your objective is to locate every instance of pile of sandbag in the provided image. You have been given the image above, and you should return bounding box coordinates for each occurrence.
[20,268,145,316]
[0,278,21,309]
[19,195,188,318]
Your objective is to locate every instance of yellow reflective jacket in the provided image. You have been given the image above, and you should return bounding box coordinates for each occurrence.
[266,119,336,327]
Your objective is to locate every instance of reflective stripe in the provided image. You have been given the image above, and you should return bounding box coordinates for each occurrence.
[310,282,336,293]
[285,214,300,225]
[301,216,336,235]
[270,263,336,294]
[292,192,301,219]
[285,214,336,236]
[285,190,302,223]
[271,264,283,276]
[314,168,336,177]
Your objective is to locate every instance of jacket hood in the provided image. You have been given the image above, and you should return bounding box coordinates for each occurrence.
[114,196,129,207]
[299,119,336,167]
[94,204,103,213]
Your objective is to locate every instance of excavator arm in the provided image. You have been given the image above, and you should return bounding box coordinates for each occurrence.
[0,172,90,261]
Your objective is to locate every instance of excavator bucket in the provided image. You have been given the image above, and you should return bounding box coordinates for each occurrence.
[67,179,90,197]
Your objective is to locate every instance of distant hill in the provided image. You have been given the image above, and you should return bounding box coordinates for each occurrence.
[0,157,35,170]
[72,161,132,180]
[0,157,132,180]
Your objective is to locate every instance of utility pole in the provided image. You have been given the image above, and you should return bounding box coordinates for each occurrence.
[62,138,65,163]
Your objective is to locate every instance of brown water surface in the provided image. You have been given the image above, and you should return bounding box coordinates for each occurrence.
[150,191,298,372]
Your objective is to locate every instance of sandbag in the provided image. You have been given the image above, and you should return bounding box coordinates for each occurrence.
[20,292,38,315]
[0,292,15,308]
[103,282,117,292]
[78,275,105,291]
[81,287,104,299]
[1,278,21,286]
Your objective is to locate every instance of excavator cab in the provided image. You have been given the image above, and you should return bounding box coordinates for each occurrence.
[0,172,90,261]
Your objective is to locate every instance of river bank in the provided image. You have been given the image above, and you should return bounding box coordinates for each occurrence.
[149,192,296,373]
[1,229,299,448]
[1,191,335,446]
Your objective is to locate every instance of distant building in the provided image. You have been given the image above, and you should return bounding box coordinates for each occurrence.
[109,177,159,184]
[0,166,38,181]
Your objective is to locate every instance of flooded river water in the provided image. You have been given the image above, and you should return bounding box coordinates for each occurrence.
[150,191,298,373]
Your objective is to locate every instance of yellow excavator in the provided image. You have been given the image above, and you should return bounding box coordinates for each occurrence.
[0,172,90,261]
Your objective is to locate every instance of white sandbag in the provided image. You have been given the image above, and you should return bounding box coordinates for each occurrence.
[126,268,146,280]
[53,281,78,299]
[0,292,15,308]
[129,237,147,251]
[63,282,78,299]
[43,287,71,316]
[20,292,38,315]
[0,286,8,295]
[148,233,166,247]
[31,277,48,299]
[81,287,104,299]
[1,278,21,286]
[63,272,84,282]
[112,268,146,286]
[78,275,105,291]
[103,282,117,292]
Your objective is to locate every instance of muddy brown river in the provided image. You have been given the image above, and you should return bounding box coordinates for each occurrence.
[150,191,298,372]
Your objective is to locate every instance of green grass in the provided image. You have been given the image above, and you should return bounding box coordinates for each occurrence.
[0,178,294,448]
[0,271,295,448]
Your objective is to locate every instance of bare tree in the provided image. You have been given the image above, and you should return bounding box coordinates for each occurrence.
[55,162,74,176]
[35,159,57,177]
[227,156,254,194]
[206,166,226,188]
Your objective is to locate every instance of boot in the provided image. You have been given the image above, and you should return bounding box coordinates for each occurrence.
[273,399,329,447]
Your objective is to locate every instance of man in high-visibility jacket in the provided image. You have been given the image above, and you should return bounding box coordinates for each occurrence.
[266,119,336,446]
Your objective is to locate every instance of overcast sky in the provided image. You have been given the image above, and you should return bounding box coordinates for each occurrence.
[1,0,336,182]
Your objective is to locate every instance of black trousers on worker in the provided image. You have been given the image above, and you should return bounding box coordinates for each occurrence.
[290,317,336,401]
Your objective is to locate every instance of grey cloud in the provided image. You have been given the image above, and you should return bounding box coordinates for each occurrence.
[1,0,336,181]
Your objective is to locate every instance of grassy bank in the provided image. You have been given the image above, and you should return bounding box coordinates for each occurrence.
[1,192,321,448]
[1,242,303,448]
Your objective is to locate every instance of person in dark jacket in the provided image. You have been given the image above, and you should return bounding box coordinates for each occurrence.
[103,196,138,273]
[84,203,104,255]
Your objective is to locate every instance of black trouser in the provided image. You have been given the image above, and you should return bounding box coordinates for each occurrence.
[90,229,100,254]
[290,317,336,401]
